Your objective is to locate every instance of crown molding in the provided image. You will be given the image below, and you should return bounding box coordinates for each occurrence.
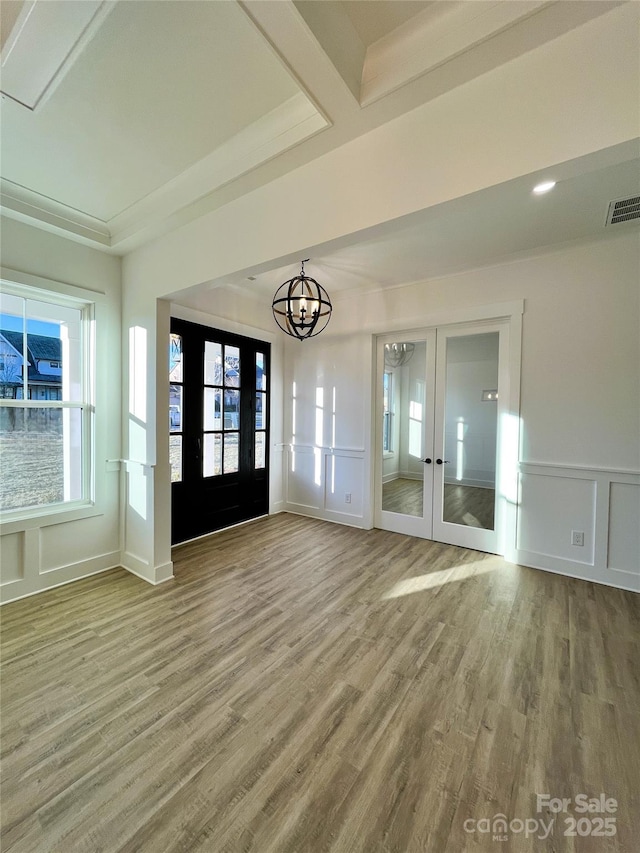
[1,91,328,253]
[360,0,550,106]
[109,92,328,248]
[0,179,111,246]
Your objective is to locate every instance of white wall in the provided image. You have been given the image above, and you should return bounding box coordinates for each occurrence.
[282,232,640,591]
[0,217,122,602]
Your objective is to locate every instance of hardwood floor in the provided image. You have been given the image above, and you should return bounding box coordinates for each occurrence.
[1,513,639,852]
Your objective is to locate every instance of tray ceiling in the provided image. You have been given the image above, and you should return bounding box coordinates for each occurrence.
[0,0,628,252]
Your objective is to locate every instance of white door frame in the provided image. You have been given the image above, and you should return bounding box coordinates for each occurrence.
[372,302,523,559]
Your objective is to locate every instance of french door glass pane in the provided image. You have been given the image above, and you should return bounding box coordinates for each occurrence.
[203,387,222,431]
[381,341,425,518]
[204,341,222,385]
[224,389,239,429]
[203,433,222,477]
[223,433,239,473]
[224,345,240,387]
[255,432,265,469]
[442,332,498,530]
[169,435,182,482]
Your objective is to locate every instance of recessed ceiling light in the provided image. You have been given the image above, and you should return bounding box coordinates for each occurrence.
[533,180,556,195]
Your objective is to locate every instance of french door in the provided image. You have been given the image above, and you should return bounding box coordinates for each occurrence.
[169,318,269,545]
[375,322,508,554]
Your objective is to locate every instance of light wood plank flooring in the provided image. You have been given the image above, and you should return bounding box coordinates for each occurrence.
[1,513,639,852]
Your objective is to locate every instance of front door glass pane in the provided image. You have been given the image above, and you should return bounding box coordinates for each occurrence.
[256,352,266,390]
[223,433,239,473]
[224,345,240,387]
[169,384,182,432]
[442,332,498,530]
[170,435,182,482]
[204,341,222,385]
[170,334,183,382]
[256,391,265,430]
[381,341,425,517]
[203,433,222,477]
[255,432,265,469]
[224,389,239,430]
[203,387,222,431]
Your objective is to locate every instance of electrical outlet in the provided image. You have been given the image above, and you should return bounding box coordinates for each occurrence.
[571,530,585,547]
[345,493,352,504]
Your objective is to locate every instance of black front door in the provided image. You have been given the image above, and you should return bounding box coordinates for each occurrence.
[169,318,270,545]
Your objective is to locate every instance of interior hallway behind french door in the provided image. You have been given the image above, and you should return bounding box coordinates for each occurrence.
[169,318,270,545]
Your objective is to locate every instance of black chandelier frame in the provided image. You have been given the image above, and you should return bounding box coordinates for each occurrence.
[272,260,332,341]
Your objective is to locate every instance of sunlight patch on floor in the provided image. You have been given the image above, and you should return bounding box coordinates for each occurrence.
[382,560,498,599]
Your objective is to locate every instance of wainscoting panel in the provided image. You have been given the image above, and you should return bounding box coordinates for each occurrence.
[515,463,639,592]
[608,481,640,577]
[0,531,24,584]
[284,444,366,526]
[285,446,323,511]
[517,471,596,564]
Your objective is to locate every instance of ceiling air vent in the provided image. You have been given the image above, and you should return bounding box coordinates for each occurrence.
[605,195,640,226]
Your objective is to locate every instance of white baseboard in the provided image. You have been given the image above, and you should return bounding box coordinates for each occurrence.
[122,551,174,585]
[284,503,366,529]
[513,548,640,593]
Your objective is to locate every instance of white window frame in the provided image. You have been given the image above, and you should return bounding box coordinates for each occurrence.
[0,275,96,524]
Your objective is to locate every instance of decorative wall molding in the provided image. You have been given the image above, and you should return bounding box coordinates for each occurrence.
[515,461,640,592]
[0,548,120,604]
[284,444,367,527]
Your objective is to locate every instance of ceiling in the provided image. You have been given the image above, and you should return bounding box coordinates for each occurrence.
[172,153,639,310]
[1,0,638,339]
[1,0,627,254]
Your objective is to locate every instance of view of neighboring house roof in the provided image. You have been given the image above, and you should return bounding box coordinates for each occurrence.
[0,330,62,363]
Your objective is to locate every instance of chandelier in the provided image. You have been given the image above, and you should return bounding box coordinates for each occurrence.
[384,342,415,367]
[272,260,332,340]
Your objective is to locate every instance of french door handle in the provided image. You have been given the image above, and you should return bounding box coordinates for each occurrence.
[436,458,450,465]
[423,458,432,464]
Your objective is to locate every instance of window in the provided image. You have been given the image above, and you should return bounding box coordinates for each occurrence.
[0,284,94,516]
[383,370,393,453]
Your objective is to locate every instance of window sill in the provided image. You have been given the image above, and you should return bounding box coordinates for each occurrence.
[383,452,395,459]
[0,500,102,535]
